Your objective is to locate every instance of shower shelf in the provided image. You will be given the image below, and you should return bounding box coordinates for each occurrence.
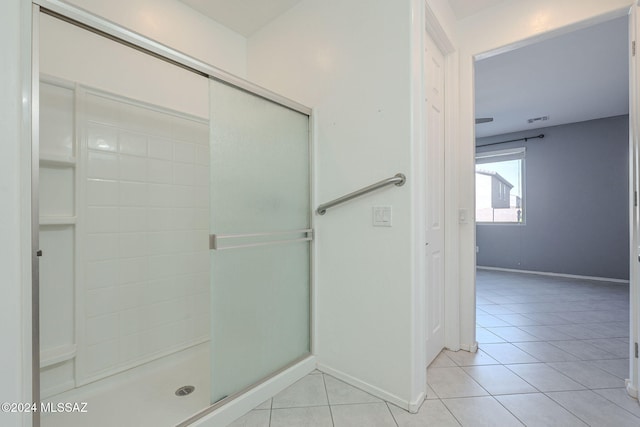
[40,216,77,226]
[40,155,76,167]
[40,344,77,368]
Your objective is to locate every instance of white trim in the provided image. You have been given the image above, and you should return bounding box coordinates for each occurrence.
[309,109,317,358]
[425,2,455,55]
[626,378,638,398]
[458,342,479,353]
[188,356,316,427]
[475,146,526,161]
[477,266,630,284]
[444,50,462,353]
[409,0,427,410]
[629,0,640,397]
[474,8,630,62]
[39,216,76,225]
[28,4,39,427]
[40,344,77,368]
[424,3,463,354]
[316,363,416,412]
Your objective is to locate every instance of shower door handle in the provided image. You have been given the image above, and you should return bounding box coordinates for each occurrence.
[209,229,313,250]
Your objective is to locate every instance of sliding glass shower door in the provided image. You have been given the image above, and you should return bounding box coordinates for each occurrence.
[209,78,311,403]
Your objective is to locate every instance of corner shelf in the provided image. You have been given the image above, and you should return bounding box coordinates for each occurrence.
[40,155,76,167]
[40,216,77,226]
[40,344,77,368]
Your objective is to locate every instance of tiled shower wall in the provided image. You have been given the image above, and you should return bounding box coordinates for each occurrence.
[79,91,210,384]
[40,80,211,394]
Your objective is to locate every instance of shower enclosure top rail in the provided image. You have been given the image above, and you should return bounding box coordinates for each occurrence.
[34,0,312,116]
[316,173,406,215]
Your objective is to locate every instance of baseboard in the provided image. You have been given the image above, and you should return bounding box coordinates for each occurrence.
[626,379,638,399]
[407,391,426,413]
[188,355,316,427]
[458,342,478,353]
[317,363,412,411]
[477,266,629,284]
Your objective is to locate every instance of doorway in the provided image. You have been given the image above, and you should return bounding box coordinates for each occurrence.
[472,14,634,401]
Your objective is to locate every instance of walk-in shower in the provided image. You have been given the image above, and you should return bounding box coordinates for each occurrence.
[34,3,313,426]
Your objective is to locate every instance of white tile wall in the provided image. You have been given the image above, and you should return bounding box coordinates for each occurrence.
[78,91,210,383]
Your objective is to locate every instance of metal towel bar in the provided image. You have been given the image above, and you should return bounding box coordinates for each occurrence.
[316,173,406,215]
[210,229,313,250]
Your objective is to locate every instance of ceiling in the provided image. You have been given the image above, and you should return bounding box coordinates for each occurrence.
[178,0,302,36]
[177,1,629,140]
[180,0,505,36]
[447,0,506,20]
[475,16,628,138]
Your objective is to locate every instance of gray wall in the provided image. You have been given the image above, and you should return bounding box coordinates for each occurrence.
[476,115,629,280]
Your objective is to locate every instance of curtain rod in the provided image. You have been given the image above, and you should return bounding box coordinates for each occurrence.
[477,133,544,148]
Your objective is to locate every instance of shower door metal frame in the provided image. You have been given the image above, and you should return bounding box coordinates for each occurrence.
[30,1,316,426]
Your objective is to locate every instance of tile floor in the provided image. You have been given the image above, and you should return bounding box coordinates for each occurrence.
[230,269,640,426]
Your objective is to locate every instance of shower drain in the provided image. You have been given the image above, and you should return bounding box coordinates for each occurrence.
[175,385,195,397]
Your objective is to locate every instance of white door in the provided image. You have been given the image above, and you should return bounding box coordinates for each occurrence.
[629,0,640,398]
[425,33,446,365]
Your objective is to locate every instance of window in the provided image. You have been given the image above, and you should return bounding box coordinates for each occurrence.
[475,147,525,223]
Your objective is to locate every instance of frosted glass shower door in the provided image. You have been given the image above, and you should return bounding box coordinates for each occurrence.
[209,78,311,403]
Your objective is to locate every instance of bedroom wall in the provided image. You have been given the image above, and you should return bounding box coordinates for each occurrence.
[476,115,629,280]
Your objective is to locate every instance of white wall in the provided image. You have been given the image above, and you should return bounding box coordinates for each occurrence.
[0,1,31,426]
[455,0,633,349]
[39,12,209,117]
[247,0,422,408]
[61,0,247,77]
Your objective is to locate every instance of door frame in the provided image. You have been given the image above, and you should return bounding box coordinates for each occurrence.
[461,3,638,395]
[424,3,464,356]
[628,0,640,398]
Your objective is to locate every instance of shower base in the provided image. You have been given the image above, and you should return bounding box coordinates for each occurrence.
[41,343,210,427]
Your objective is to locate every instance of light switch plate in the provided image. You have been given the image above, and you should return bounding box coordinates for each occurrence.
[373,206,392,227]
[458,208,469,224]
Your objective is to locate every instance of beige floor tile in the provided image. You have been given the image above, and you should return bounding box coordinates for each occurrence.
[426,384,439,400]
[270,406,333,427]
[462,365,536,395]
[505,363,585,392]
[546,361,625,389]
[272,375,328,409]
[443,396,524,427]
[513,342,579,362]
[227,409,271,427]
[496,393,587,427]
[324,375,381,405]
[389,400,461,427]
[593,388,640,418]
[445,349,500,366]
[427,367,489,398]
[479,343,540,364]
[331,402,396,427]
[430,351,458,367]
[486,326,541,342]
[547,390,640,426]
